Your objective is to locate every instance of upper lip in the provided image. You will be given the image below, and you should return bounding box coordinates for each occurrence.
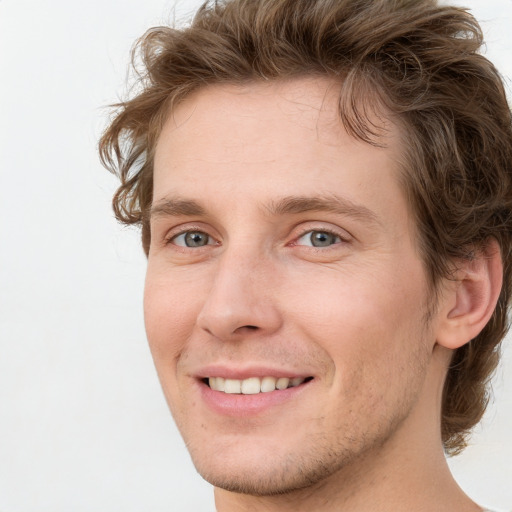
[194,365,314,380]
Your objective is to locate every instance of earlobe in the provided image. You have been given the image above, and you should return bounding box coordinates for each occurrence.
[436,238,503,350]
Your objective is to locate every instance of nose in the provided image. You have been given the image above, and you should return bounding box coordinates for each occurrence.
[196,248,282,341]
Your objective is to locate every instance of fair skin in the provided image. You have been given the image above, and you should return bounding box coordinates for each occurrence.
[144,78,501,512]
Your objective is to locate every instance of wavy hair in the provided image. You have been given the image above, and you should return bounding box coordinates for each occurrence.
[99,0,512,454]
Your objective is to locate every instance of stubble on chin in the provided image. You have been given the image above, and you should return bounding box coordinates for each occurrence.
[189,407,413,498]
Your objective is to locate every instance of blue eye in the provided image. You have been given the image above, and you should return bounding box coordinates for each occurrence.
[297,230,341,247]
[172,231,213,247]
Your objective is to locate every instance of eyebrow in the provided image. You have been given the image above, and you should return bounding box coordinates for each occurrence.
[149,194,380,227]
[149,197,206,220]
[266,195,381,226]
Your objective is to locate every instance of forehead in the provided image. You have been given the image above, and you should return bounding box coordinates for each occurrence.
[157,78,398,153]
[152,78,405,221]
[164,79,353,146]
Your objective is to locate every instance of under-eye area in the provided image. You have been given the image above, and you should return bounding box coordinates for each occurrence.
[203,376,314,394]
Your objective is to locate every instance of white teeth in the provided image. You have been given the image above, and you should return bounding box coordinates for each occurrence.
[224,379,241,394]
[209,377,225,392]
[276,377,290,390]
[241,377,261,395]
[291,377,304,387]
[260,376,277,393]
[207,376,308,394]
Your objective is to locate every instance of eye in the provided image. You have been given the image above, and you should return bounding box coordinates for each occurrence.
[296,230,342,248]
[171,230,215,248]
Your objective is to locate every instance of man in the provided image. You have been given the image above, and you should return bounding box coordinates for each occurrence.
[100,0,512,510]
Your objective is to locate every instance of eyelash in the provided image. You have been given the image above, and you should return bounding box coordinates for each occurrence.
[164,226,216,248]
[291,227,348,249]
[163,225,349,251]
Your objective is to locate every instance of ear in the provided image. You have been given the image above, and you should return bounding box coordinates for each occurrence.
[436,238,503,350]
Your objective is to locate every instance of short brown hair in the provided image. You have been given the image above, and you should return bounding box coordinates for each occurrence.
[99,0,512,454]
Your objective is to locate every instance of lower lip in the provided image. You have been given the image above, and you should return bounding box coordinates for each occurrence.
[198,380,312,417]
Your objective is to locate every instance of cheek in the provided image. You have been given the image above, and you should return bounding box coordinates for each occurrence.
[143,269,202,363]
[284,261,429,379]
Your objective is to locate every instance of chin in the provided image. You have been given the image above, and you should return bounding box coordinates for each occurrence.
[185,432,363,497]
[195,457,336,497]
[181,398,418,498]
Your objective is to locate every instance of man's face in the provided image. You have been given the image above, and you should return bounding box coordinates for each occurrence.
[145,78,441,494]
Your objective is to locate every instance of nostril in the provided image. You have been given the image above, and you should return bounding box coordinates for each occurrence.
[231,324,260,336]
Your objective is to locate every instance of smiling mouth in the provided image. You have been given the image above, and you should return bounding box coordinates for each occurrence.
[203,376,314,394]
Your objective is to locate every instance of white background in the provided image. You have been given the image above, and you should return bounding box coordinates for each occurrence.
[0,1,511,511]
